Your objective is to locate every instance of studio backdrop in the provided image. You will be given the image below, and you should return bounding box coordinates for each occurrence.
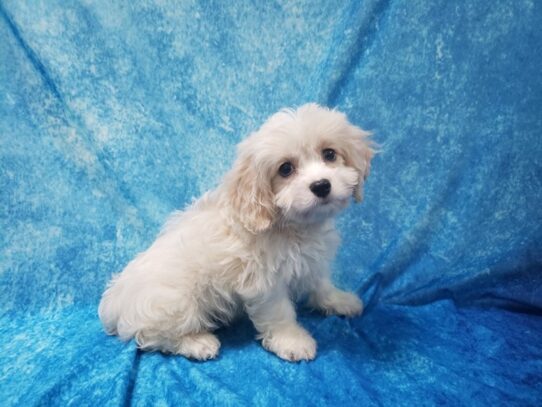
[1,0,541,405]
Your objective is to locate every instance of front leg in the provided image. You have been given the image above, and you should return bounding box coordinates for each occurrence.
[244,283,316,362]
[308,278,363,317]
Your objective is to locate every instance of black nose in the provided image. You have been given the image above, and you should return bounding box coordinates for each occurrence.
[310,179,331,198]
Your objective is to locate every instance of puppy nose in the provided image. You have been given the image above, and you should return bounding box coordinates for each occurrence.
[310,179,331,198]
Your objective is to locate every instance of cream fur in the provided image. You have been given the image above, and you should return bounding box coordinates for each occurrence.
[98,103,373,362]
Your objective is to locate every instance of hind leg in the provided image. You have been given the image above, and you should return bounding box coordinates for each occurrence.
[136,329,221,360]
[137,331,221,360]
[173,332,221,360]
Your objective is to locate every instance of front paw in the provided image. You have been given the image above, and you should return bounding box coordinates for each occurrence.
[261,324,317,362]
[312,290,363,317]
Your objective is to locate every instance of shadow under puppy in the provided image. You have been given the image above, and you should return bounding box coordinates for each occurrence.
[99,103,374,362]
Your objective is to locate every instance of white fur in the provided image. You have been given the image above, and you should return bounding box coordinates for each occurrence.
[99,103,373,362]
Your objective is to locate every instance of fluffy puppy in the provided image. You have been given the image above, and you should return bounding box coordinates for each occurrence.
[99,103,374,362]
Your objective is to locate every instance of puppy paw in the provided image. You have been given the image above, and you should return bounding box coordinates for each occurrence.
[314,290,363,317]
[262,324,317,362]
[175,332,221,361]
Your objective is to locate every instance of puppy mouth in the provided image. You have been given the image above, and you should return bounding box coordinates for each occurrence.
[319,198,332,206]
[318,196,347,207]
[301,198,347,216]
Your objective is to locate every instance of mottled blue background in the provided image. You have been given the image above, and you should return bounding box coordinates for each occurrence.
[1,0,541,405]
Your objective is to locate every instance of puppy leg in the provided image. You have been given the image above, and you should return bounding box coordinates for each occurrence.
[245,284,316,362]
[308,278,363,317]
[136,329,221,360]
[173,332,221,360]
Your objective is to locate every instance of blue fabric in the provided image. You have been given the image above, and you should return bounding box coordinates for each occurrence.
[1,0,541,405]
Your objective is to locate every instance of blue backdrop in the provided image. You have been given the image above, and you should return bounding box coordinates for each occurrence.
[1,0,541,405]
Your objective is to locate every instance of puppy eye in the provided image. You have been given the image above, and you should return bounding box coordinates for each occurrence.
[322,148,336,162]
[278,161,294,177]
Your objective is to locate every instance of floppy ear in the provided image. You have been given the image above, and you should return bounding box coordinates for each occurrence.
[226,154,275,233]
[342,126,375,202]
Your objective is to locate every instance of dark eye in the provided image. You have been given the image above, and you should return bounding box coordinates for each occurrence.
[322,148,336,162]
[278,161,294,177]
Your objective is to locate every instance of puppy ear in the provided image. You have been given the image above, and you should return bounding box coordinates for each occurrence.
[226,154,275,233]
[342,126,375,202]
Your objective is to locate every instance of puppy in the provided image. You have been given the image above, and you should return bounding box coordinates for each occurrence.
[99,103,374,362]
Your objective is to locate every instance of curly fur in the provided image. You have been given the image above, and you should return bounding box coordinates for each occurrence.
[99,103,374,361]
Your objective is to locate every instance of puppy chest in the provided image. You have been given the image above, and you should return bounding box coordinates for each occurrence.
[275,233,337,279]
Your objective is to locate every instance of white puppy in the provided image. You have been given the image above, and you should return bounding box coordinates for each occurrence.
[99,103,374,362]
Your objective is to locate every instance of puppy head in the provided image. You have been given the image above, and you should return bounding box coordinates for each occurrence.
[226,103,374,232]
